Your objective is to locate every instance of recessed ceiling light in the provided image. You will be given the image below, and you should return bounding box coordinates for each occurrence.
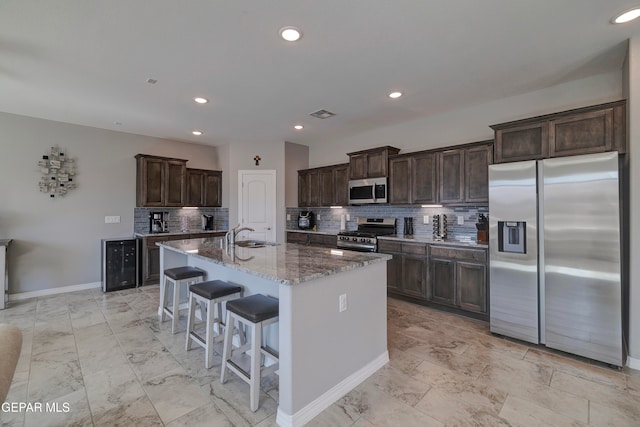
[194,97,208,104]
[389,91,403,99]
[294,125,304,130]
[611,7,640,23]
[280,26,302,42]
[192,130,203,136]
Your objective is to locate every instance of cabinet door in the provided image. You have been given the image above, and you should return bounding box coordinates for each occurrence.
[333,164,349,206]
[464,145,493,203]
[307,169,320,207]
[429,258,456,306]
[389,157,411,204]
[203,171,222,207]
[386,253,402,293]
[320,168,335,206]
[456,262,487,313]
[549,109,613,157]
[438,149,464,204]
[495,122,549,163]
[366,151,387,178]
[287,232,309,244]
[298,171,310,207]
[138,157,165,206]
[165,160,186,206]
[186,169,204,206]
[309,234,336,248]
[402,255,427,300]
[412,152,437,204]
[349,154,368,179]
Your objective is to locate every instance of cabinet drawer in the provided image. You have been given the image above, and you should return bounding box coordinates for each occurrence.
[430,246,486,262]
[402,242,427,256]
[287,232,309,244]
[309,234,337,248]
[378,240,402,253]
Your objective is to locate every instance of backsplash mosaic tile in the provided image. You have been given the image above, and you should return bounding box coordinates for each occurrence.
[134,207,228,234]
[287,205,488,243]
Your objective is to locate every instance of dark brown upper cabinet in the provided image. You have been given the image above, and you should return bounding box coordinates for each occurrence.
[438,149,465,204]
[389,152,437,205]
[136,154,187,207]
[186,168,222,207]
[492,100,626,163]
[347,146,399,179]
[298,163,350,207]
[464,143,493,204]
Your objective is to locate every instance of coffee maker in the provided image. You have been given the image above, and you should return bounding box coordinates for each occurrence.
[201,214,214,231]
[149,212,168,233]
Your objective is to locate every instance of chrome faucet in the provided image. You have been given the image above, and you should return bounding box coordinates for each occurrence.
[225,224,255,250]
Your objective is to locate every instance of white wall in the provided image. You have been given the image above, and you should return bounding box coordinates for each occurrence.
[0,112,220,294]
[309,71,623,167]
[625,37,640,366]
[224,140,287,243]
[284,142,309,207]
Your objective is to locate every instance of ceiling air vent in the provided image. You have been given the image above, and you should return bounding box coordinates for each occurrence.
[309,109,336,119]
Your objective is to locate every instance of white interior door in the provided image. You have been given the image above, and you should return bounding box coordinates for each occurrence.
[238,170,276,242]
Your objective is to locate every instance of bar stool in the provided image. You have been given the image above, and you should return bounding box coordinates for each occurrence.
[160,266,205,334]
[185,280,243,368]
[220,294,279,412]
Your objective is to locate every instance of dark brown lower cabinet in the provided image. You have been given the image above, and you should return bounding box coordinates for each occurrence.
[428,245,488,317]
[379,240,427,300]
[140,232,226,286]
[286,231,336,248]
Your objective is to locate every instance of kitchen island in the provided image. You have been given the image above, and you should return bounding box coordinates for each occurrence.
[158,237,391,427]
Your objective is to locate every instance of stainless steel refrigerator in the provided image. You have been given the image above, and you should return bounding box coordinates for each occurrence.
[489,151,625,366]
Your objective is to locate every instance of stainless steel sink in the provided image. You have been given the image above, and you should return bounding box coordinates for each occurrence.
[234,240,278,248]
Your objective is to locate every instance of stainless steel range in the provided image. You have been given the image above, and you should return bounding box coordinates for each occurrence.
[336,217,396,252]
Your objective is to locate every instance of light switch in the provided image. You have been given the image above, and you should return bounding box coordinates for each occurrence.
[457,215,464,225]
[105,216,121,224]
[423,215,429,224]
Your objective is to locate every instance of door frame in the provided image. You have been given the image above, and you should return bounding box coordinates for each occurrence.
[238,169,277,240]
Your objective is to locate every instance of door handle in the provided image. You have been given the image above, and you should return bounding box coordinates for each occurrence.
[265,227,271,230]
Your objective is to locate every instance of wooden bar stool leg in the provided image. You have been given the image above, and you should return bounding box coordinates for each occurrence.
[205,299,214,368]
[171,279,180,334]
[185,292,197,351]
[220,311,234,384]
[250,321,261,412]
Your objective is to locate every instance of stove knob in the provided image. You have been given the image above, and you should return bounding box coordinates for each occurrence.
[352,237,358,242]
[360,238,366,242]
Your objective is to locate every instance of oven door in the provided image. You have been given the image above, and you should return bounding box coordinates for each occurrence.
[336,237,377,252]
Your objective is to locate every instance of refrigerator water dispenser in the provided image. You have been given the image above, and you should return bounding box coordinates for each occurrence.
[498,221,526,254]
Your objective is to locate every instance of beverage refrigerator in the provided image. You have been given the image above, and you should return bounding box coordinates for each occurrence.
[101,238,138,292]
[488,151,626,366]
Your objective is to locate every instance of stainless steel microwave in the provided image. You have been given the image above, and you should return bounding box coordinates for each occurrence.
[348,177,388,204]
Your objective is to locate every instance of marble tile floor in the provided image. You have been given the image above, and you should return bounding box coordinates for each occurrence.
[0,285,638,426]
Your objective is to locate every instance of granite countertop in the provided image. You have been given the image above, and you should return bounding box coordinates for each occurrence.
[286,228,341,236]
[0,239,12,246]
[158,236,391,286]
[134,229,227,238]
[379,234,488,248]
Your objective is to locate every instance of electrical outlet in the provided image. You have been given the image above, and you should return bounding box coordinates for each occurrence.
[286,214,291,221]
[457,215,464,225]
[346,214,350,221]
[423,215,429,224]
[317,214,321,220]
[105,216,121,224]
[339,294,348,312]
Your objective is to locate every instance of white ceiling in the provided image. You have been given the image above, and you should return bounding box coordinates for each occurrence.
[1,1,640,148]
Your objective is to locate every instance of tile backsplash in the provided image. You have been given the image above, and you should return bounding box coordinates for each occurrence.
[287,205,488,243]
[134,207,229,234]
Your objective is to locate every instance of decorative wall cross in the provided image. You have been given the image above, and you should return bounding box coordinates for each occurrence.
[253,155,261,166]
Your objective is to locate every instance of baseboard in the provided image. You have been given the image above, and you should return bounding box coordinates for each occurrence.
[276,351,389,427]
[9,281,102,301]
[627,356,640,371]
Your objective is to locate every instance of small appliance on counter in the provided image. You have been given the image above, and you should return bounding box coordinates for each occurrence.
[298,211,315,230]
[202,214,214,230]
[149,211,169,233]
[403,217,414,235]
[101,238,138,292]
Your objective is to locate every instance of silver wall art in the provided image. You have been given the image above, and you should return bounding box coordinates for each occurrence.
[38,146,77,198]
